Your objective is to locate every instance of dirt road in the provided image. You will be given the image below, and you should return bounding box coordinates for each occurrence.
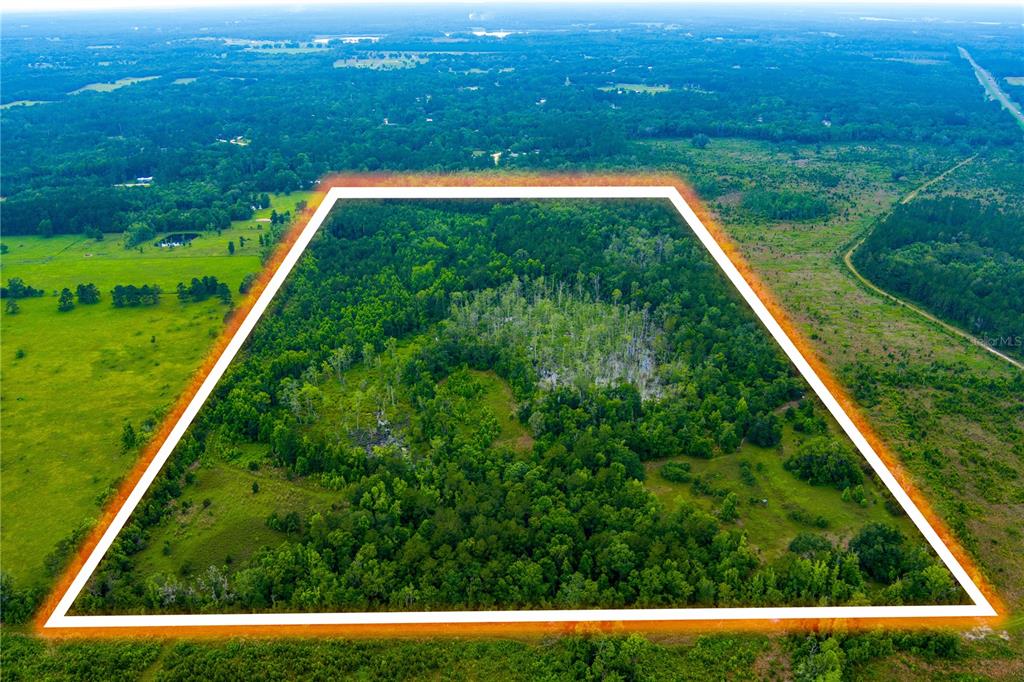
[843,156,1024,372]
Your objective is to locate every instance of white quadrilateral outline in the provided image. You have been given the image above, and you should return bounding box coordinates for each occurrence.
[46,185,996,630]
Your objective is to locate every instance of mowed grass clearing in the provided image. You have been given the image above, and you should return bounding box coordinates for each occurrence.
[0,100,52,110]
[0,192,311,589]
[125,462,342,581]
[467,370,534,451]
[68,76,160,95]
[643,422,918,561]
[2,228,258,294]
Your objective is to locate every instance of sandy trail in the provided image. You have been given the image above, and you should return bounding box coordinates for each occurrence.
[843,155,1023,372]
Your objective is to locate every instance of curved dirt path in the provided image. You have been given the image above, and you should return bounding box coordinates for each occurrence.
[843,157,1023,372]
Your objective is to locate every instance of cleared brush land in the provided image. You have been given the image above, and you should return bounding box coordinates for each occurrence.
[69,76,160,94]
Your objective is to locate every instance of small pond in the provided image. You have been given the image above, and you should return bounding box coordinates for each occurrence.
[155,232,200,247]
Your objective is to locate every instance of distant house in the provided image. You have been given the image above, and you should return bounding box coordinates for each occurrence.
[136,176,153,183]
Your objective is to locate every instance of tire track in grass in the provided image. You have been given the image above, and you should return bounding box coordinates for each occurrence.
[842,156,1023,372]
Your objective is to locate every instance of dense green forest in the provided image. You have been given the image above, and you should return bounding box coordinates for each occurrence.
[853,198,1024,358]
[1,6,1021,242]
[74,200,961,615]
[1,5,1022,679]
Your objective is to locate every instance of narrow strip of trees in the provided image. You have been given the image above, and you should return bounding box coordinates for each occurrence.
[176,276,231,304]
[111,284,162,307]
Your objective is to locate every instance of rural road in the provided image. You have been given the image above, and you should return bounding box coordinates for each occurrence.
[958,46,1024,129]
[843,156,1024,372]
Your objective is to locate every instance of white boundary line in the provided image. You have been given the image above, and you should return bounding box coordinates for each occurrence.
[46,186,995,630]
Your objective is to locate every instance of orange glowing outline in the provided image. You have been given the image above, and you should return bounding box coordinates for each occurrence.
[35,173,1003,639]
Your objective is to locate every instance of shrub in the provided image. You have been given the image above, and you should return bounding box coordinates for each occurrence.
[849,522,906,582]
[784,437,864,490]
[660,461,692,483]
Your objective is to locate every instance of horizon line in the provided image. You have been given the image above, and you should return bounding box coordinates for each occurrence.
[5,0,1023,17]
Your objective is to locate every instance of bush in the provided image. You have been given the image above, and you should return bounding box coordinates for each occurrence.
[849,522,906,582]
[718,492,739,522]
[0,574,42,624]
[788,532,833,558]
[784,437,864,490]
[743,189,830,221]
[76,283,101,304]
[1,277,44,299]
[659,461,692,483]
[747,413,782,447]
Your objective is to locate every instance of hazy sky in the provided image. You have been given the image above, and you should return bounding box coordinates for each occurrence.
[3,0,1021,14]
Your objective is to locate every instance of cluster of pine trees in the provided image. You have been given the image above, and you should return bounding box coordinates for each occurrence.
[854,197,1023,357]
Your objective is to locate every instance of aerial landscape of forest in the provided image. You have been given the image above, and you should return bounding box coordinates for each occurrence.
[1,2,1022,680]
[69,198,965,617]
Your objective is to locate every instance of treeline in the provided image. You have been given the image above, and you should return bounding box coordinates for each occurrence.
[176,276,232,304]
[111,284,162,307]
[3,24,1022,238]
[853,197,1024,357]
[742,189,830,221]
[0,277,44,299]
[76,200,960,615]
[0,182,261,238]
[1,278,235,312]
[4,282,101,313]
[0,629,967,680]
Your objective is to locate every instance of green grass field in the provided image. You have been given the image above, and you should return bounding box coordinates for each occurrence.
[466,370,534,452]
[68,76,160,95]
[128,462,341,579]
[0,100,52,110]
[0,191,314,590]
[2,228,258,294]
[643,421,918,560]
